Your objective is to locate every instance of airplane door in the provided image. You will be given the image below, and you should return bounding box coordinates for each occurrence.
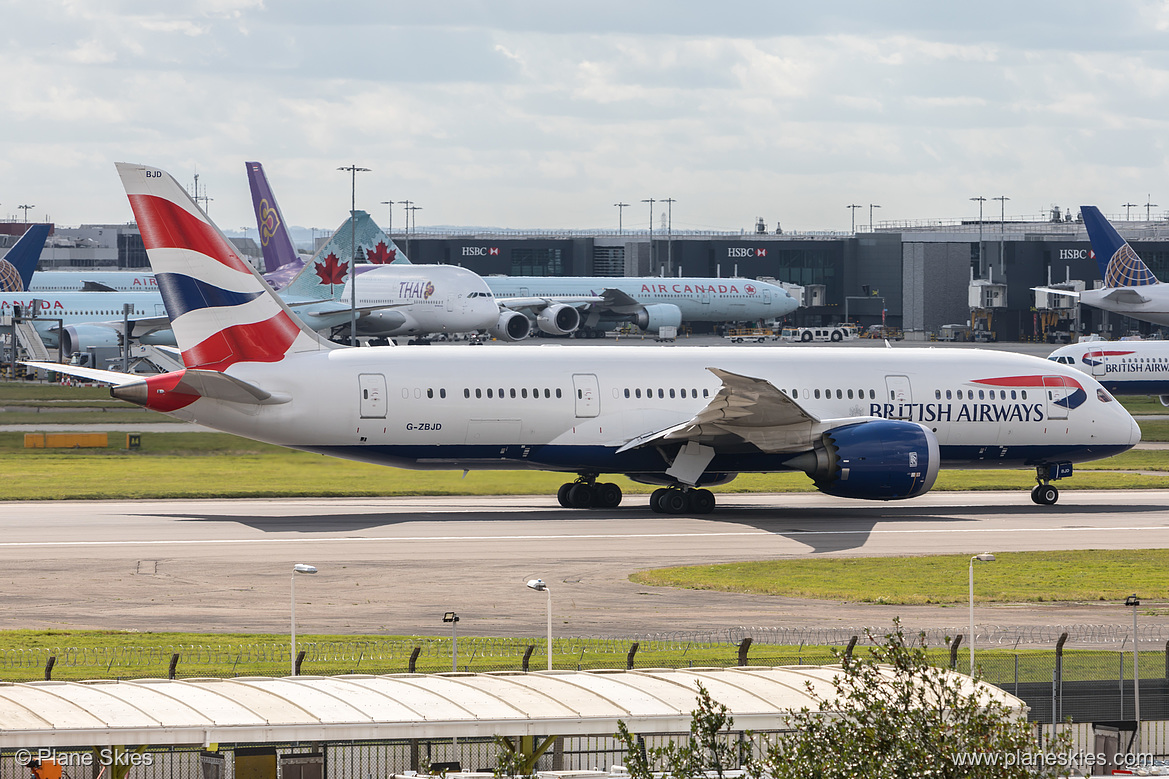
[447,293,455,313]
[359,373,387,419]
[1043,375,1069,420]
[1086,350,1106,379]
[763,289,772,304]
[701,287,711,305]
[572,373,600,418]
[155,304,167,316]
[884,375,912,419]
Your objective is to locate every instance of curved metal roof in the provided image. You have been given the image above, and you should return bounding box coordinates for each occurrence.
[0,667,1025,748]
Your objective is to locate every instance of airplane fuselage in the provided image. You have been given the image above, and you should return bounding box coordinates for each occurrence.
[335,264,501,336]
[1050,339,1169,397]
[147,345,1138,480]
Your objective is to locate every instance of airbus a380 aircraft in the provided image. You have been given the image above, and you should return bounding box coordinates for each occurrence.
[29,163,1140,511]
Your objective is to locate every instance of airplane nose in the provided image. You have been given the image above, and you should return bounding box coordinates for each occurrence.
[1131,413,1143,446]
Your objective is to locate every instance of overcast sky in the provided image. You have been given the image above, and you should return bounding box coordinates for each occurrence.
[4,1,1169,234]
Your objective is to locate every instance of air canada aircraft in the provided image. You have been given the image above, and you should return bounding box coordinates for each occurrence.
[1049,338,1169,404]
[1035,205,1169,326]
[28,163,1142,510]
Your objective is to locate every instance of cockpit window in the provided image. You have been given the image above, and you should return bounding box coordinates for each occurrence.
[1097,388,1114,403]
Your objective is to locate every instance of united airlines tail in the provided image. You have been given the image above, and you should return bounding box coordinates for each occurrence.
[1082,205,1160,288]
[0,224,51,292]
[245,161,302,279]
[116,162,333,371]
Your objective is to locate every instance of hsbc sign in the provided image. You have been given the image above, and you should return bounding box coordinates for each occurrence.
[1058,248,1094,260]
[727,247,768,258]
[462,246,501,256]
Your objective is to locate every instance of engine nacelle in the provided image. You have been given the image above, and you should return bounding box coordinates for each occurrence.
[536,303,581,336]
[490,310,531,341]
[633,303,683,333]
[1160,394,1169,407]
[792,420,939,500]
[62,324,122,355]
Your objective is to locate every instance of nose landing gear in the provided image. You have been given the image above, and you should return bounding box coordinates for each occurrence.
[1031,462,1071,505]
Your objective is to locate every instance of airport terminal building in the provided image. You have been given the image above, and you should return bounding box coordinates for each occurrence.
[11,215,1169,341]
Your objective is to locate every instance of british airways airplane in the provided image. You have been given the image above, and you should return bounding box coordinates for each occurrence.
[28,163,1141,511]
[1049,338,1169,404]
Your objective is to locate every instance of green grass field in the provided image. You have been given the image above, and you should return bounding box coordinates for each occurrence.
[630,549,1169,605]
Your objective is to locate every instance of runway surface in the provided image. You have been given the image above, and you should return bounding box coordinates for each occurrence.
[2,490,1167,637]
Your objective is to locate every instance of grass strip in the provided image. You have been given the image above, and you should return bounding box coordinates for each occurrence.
[630,550,1169,605]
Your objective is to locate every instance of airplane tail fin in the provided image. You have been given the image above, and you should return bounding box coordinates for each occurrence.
[245,161,304,278]
[282,210,410,301]
[0,224,51,292]
[1082,205,1159,287]
[115,162,334,372]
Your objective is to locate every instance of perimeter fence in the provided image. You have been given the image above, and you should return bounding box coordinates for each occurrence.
[2,625,1167,724]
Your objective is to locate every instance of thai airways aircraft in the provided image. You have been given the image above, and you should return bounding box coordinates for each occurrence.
[1035,206,1169,326]
[1049,339,1169,404]
[488,275,798,338]
[28,163,1141,510]
[0,225,51,292]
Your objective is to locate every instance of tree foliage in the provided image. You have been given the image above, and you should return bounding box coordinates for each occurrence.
[617,622,1069,779]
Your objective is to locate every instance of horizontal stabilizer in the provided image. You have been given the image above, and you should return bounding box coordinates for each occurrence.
[19,362,143,386]
[173,369,288,405]
[1099,288,1152,305]
[1032,286,1081,300]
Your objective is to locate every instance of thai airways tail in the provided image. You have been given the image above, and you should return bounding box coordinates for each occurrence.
[1082,205,1160,287]
[245,161,304,282]
[0,224,51,292]
[116,162,334,371]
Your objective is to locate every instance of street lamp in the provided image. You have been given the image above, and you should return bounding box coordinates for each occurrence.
[526,578,552,670]
[381,201,395,236]
[970,196,986,277]
[642,199,656,273]
[968,553,995,672]
[1124,202,1139,221]
[614,202,629,235]
[992,196,1009,275]
[1126,594,1141,749]
[338,164,370,345]
[1145,195,1158,222]
[443,612,460,672]
[18,205,35,223]
[291,563,318,676]
[662,198,676,276]
[868,203,880,232]
[847,204,862,234]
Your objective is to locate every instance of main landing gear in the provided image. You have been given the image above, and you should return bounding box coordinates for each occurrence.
[556,477,623,508]
[650,486,716,514]
[1031,462,1071,505]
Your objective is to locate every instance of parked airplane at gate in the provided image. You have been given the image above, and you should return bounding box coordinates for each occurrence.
[1049,339,1169,403]
[1035,206,1169,326]
[488,275,798,339]
[27,163,1141,511]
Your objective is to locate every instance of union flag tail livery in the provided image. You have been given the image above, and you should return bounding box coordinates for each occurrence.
[1082,205,1159,288]
[115,162,332,371]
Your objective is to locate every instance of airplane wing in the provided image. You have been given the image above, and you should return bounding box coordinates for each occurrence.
[617,368,874,455]
[1032,286,1081,300]
[1098,288,1152,304]
[497,296,602,310]
[599,288,643,313]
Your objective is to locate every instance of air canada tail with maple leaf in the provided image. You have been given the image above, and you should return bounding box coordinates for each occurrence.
[281,210,409,303]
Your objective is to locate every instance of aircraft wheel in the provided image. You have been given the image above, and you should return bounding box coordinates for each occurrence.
[1030,485,1042,505]
[650,488,669,513]
[557,483,574,508]
[594,482,622,508]
[566,483,593,508]
[689,488,716,514]
[1038,484,1059,505]
[661,490,689,514]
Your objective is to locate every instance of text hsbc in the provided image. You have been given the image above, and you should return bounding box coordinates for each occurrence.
[1059,249,1088,260]
[461,247,500,256]
[727,248,767,258]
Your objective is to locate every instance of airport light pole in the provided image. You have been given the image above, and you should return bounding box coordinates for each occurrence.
[614,202,629,235]
[1127,594,1141,750]
[381,200,395,237]
[970,196,986,278]
[338,165,370,345]
[868,203,880,232]
[968,553,995,672]
[992,196,1010,274]
[526,579,552,670]
[407,205,422,260]
[443,612,460,672]
[17,205,34,223]
[1124,202,1139,221]
[642,199,656,274]
[847,204,862,234]
[1145,195,1158,222]
[662,198,676,276]
[291,563,318,676]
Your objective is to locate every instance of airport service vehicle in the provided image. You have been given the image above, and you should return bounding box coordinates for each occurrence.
[29,163,1141,513]
[1035,206,1169,326]
[1049,339,1169,403]
[779,325,858,343]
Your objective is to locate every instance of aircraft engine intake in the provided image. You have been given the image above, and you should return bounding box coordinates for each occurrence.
[794,420,939,500]
[634,303,683,333]
[490,310,532,341]
[536,303,581,336]
[61,324,122,355]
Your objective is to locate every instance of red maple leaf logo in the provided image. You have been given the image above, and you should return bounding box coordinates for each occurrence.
[366,241,397,264]
[745,284,757,294]
[314,253,349,285]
